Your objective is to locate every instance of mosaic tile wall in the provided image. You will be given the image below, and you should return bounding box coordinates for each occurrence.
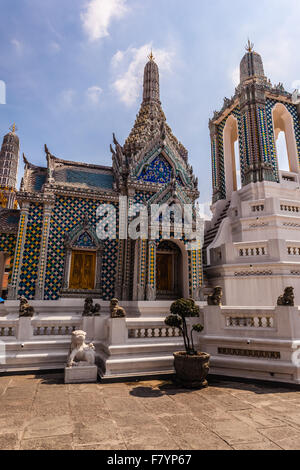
[137,154,183,186]
[0,233,16,284]
[138,155,172,184]
[265,98,300,179]
[217,107,244,200]
[18,204,43,299]
[44,196,118,300]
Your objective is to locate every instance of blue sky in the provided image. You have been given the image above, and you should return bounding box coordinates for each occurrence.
[1,0,300,213]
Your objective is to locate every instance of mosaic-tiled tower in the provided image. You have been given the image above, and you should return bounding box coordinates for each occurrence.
[204,42,300,306]
[0,124,19,209]
[112,53,201,301]
[209,41,300,203]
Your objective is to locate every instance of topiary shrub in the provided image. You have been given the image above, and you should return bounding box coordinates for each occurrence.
[165,298,203,355]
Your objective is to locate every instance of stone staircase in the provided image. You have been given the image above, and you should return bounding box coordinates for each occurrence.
[98,316,185,379]
[202,200,231,266]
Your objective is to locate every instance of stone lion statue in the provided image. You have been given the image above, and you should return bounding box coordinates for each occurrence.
[277,287,294,307]
[207,287,223,306]
[110,298,126,318]
[83,297,101,316]
[67,330,95,367]
[19,296,35,317]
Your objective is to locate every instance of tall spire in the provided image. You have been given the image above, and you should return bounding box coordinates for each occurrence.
[143,52,160,103]
[240,41,265,83]
[0,125,20,208]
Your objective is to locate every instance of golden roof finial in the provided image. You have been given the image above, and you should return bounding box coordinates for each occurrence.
[245,39,254,53]
[9,123,18,133]
[148,49,155,62]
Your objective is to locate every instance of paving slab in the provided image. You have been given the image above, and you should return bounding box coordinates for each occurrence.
[0,372,299,450]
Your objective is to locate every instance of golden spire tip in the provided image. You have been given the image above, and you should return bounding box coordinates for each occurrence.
[245,39,254,53]
[148,49,155,62]
[9,123,17,133]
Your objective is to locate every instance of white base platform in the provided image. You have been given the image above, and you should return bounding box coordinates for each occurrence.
[64,365,98,383]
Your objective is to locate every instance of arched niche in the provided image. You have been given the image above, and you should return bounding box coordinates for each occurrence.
[155,239,189,300]
[61,221,103,297]
[223,115,241,198]
[272,103,299,174]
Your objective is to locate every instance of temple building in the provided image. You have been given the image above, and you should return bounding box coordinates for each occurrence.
[203,41,300,306]
[0,55,202,302]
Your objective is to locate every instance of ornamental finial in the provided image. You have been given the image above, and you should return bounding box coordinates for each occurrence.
[148,49,155,62]
[9,123,18,133]
[245,39,254,53]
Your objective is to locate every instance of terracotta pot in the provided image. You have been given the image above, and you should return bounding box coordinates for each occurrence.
[173,351,210,389]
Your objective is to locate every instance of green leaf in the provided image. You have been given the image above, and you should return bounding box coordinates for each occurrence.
[192,323,204,333]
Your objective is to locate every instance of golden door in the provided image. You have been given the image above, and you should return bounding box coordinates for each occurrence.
[156,253,173,291]
[69,251,96,290]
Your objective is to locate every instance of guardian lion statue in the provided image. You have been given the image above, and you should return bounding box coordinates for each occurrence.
[67,330,95,367]
[277,287,295,307]
[207,287,223,306]
[83,297,101,316]
[110,298,126,318]
[19,296,35,317]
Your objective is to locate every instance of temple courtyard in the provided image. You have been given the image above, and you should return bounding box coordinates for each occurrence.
[0,373,299,450]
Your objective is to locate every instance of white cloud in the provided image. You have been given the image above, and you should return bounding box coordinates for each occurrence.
[111,43,175,106]
[86,86,103,104]
[49,41,61,54]
[11,39,23,53]
[198,201,212,221]
[231,66,240,88]
[81,0,128,42]
[60,89,76,107]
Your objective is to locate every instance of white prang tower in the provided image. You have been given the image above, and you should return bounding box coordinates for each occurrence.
[203,42,300,306]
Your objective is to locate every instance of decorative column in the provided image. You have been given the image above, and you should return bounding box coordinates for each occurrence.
[209,121,221,203]
[115,195,127,299]
[135,239,147,300]
[115,240,125,300]
[35,202,53,300]
[190,240,203,300]
[0,252,5,295]
[146,240,156,301]
[239,84,276,185]
[7,202,30,299]
[121,190,135,300]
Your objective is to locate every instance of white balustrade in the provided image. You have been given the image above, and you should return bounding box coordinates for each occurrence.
[128,326,181,339]
[225,314,274,328]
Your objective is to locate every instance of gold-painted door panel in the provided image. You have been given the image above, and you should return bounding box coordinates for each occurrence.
[156,253,173,291]
[69,251,96,290]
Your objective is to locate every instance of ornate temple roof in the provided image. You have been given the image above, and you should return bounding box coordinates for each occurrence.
[123,54,188,161]
[22,151,115,194]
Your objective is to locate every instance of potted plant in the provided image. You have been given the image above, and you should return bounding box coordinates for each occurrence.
[165,298,210,388]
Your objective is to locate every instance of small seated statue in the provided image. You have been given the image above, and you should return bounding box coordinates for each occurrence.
[110,298,126,318]
[207,286,223,306]
[67,330,95,367]
[19,296,35,317]
[277,287,295,307]
[83,297,101,316]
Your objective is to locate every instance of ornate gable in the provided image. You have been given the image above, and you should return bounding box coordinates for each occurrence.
[110,54,199,200]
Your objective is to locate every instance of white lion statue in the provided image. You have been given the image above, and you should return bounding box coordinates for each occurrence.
[67,330,95,367]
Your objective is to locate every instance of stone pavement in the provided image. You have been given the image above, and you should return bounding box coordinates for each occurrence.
[0,372,300,450]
